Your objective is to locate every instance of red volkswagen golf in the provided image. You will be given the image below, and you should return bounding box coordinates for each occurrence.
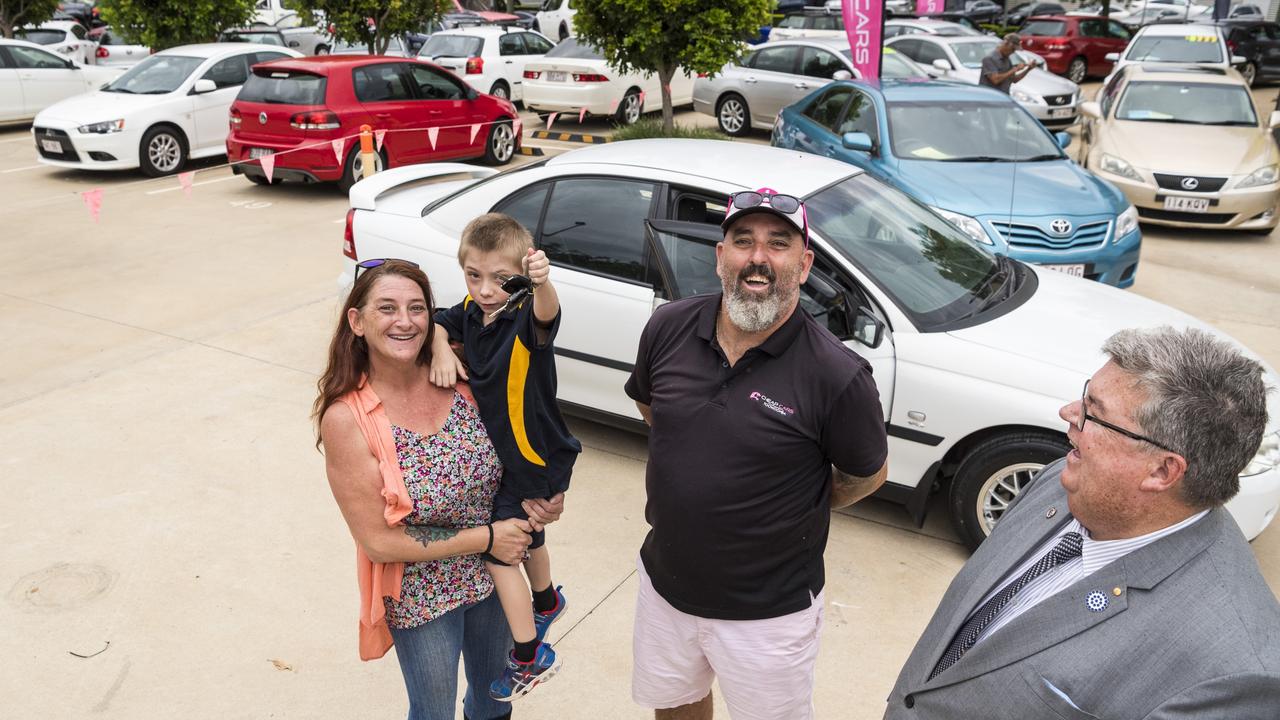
[226,55,520,190]
[1019,15,1131,84]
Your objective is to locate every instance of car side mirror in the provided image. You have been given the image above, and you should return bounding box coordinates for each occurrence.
[65,58,77,69]
[1104,52,1119,62]
[833,69,852,80]
[1231,54,1248,65]
[842,131,874,152]
[1054,131,1071,149]
[1079,100,1101,119]
[854,307,885,348]
[932,58,952,71]
[192,78,217,94]
[1270,111,1280,129]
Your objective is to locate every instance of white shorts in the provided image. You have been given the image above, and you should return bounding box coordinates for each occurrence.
[631,560,824,720]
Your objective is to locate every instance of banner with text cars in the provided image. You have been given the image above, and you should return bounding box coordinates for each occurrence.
[842,0,884,80]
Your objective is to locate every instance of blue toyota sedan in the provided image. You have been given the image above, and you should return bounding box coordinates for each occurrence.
[772,80,1142,287]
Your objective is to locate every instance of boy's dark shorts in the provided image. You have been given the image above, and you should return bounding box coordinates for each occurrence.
[482,478,570,566]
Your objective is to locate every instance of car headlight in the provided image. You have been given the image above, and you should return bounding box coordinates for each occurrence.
[1115,204,1139,241]
[1237,164,1279,189]
[1011,88,1043,104]
[930,206,994,245]
[78,119,125,134]
[1242,429,1280,477]
[1099,153,1144,182]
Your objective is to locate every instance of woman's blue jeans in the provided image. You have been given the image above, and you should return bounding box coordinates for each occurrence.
[388,593,513,720]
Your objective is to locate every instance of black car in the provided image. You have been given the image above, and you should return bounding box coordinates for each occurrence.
[1218,20,1280,86]
[964,0,1005,25]
[1006,2,1066,27]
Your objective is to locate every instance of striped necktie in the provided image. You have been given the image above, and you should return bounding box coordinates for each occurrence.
[930,531,1084,680]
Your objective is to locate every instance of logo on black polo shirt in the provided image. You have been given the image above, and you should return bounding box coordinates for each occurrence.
[749,391,795,417]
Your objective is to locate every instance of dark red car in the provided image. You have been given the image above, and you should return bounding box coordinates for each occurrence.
[227,55,520,190]
[1018,15,1132,84]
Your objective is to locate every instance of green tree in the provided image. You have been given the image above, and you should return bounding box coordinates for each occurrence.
[0,0,60,38]
[290,0,450,55]
[97,0,258,51]
[573,0,772,132]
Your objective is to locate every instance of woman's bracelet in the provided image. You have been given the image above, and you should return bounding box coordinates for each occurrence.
[484,523,494,555]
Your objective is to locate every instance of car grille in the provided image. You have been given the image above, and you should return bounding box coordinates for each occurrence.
[988,218,1111,249]
[1043,93,1073,106]
[1152,173,1227,193]
[1136,207,1235,224]
[33,127,80,162]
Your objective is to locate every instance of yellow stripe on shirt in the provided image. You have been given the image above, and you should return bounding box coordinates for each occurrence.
[507,335,546,467]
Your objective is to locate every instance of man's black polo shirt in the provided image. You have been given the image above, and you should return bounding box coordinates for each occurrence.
[624,293,887,621]
[436,296,580,499]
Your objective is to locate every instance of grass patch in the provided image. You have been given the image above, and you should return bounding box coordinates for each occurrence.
[611,118,731,142]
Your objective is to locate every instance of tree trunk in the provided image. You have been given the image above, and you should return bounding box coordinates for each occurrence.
[658,63,676,135]
[1101,0,1110,18]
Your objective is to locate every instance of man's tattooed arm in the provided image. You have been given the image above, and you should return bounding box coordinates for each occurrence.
[830,463,889,510]
[403,525,460,548]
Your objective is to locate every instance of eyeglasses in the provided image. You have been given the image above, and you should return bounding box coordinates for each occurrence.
[1076,380,1179,455]
[354,258,419,279]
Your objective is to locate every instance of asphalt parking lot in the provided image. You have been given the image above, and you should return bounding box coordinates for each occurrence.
[2,91,1278,718]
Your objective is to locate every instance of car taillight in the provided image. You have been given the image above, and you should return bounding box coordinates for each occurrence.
[343,209,357,260]
[290,111,341,130]
[96,46,108,58]
[1228,40,1237,52]
[573,73,608,82]
[523,70,540,79]
[465,56,483,74]
[696,72,708,78]
[229,108,242,130]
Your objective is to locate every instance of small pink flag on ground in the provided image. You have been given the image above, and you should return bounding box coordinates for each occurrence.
[375,129,386,152]
[81,188,103,223]
[260,153,275,184]
[545,112,558,131]
[578,107,586,123]
[513,118,522,137]
[427,126,439,151]
[331,138,345,165]
[638,91,646,107]
[469,123,481,145]
[178,171,194,197]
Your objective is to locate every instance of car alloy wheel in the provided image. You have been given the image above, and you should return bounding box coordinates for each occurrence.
[486,121,515,164]
[141,128,185,176]
[1067,57,1086,84]
[974,462,1044,535]
[1243,61,1257,86]
[617,91,642,125]
[490,82,509,100]
[718,96,747,135]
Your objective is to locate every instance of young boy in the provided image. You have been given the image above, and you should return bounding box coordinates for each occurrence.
[429,212,580,702]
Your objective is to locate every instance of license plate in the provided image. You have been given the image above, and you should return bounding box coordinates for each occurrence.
[1042,263,1086,278]
[40,139,61,153]
[249,147,273,159]
[1163,196,1209,213]
[547,70,567,82]
[1049,107,1074,118]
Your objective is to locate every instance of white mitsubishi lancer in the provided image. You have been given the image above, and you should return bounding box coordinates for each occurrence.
[340,139,1280,550]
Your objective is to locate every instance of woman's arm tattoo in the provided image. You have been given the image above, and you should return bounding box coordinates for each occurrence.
[404,526,459,548]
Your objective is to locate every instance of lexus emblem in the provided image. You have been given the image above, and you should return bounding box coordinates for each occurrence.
[1180,177,1199,190]
[1050,218,1073,235]
[258,111,268,125]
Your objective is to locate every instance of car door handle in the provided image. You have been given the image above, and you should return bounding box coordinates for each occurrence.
[744,77,758,83]
[374,112,393,119]
[505,60,513,64]
[793,82,810,89]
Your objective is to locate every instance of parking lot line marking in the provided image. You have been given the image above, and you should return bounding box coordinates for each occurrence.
[1,165,42,173]
[145,175,238,195]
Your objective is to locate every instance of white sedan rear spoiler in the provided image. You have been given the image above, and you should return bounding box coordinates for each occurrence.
[348,164,500,211]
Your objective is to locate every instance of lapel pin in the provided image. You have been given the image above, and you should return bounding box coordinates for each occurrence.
[1112,587,1123,596]
[1086,590,1108,612]
[1045,506,1057,519]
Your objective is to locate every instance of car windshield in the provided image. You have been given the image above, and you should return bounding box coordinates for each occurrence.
[887,101,1064,160]
[104,54,204,94]
[952,40,999,68]
[239,69,327,104]
[1021,20,1066,35]
[420,35,484,58]
[17,29,65,44]
[545,37,603,59]
[1115,81,1257,124]
[806,175,1008,329]
[1125,35,1223,62]
[221,31,284,46]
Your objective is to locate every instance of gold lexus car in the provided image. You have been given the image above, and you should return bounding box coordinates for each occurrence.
[1077,64,1280,234]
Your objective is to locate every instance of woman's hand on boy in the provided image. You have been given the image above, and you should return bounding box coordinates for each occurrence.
[523,248,551,289]
[522,492,565,532]
[429,337,468,387]
[491,518,534,564]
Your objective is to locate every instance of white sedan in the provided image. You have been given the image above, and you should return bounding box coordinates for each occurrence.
[18,20,95,66]
[522,37,694,125]
[341,140,1280,549]
[32,43,301,176]
[418,25,555,102]
[0,39,122,123]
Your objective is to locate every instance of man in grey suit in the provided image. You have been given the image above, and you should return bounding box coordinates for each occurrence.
[886,326,1280,719]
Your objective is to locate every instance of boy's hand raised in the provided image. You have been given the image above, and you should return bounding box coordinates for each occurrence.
[523,247,551,288]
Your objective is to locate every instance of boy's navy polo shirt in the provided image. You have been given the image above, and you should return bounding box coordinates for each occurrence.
[624,293,887,621]
[435,296,580,500]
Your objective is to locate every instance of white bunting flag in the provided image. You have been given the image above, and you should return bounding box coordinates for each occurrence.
[469,123,481,145]
[427,126,439,151]
[260,153,275,184]
[178,171,194,197]
[375,129,386,152]
[578,107,586,123]
[545,112,558,132]
[331,138,345,165]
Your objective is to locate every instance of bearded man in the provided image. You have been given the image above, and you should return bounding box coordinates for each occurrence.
[624,188,890,720]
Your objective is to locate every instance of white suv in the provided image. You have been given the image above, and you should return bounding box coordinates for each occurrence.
[417,25,554,102]
[1106,23,1245,79]
[536,0,577,42]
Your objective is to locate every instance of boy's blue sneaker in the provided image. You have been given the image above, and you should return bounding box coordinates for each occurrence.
[533,585,568,643]
[490,642,561,702]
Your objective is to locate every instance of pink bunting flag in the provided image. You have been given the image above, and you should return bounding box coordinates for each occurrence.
[545,112,558,132]
[638,91,646,107]
[260,153,275,184]
[578,107,586,124]
[513,118,522,137]
[469,123,481,145]
[375,129,386,152]
[609,99,618,113]
[178,171,194,197]
[81,188,103,223]
[331,138,345,165]
[663,83,671,95]
[427,126,439,151]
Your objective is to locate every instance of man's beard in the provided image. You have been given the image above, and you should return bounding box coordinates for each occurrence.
[720,261,799,333]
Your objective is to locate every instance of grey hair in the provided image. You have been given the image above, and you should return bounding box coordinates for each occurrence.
[1103,326,1270,508]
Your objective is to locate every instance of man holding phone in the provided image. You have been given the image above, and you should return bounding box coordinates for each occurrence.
[980,33,1034,94]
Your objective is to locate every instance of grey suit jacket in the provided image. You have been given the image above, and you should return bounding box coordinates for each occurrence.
[885,459,1280,720]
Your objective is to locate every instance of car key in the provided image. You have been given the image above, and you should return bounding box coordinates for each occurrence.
[488,274,534,319]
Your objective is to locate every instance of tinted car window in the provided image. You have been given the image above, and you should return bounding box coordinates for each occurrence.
[1107,21,1130,39]
[891,38,924,60]
[913,40,950,66]
[544,37,602,59]
[420,35,484,58]
[838,90,878,142]
[70,24,86,39]
[523,33,554,54]
[407,64,466,100]
[252,51,290,65]
[202,54,251,88]
[353,63,413,102]
[498,32,524,55]
[538,178,657,283]
[810,15,843,31]
[239,68,327,104]
[752,45,797,73]
[6,45,67,68]
[16,29,66,45]
[493,183,550,235]
[803,86,853,130]
[801,47,846,78]
[779,15,806,29]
